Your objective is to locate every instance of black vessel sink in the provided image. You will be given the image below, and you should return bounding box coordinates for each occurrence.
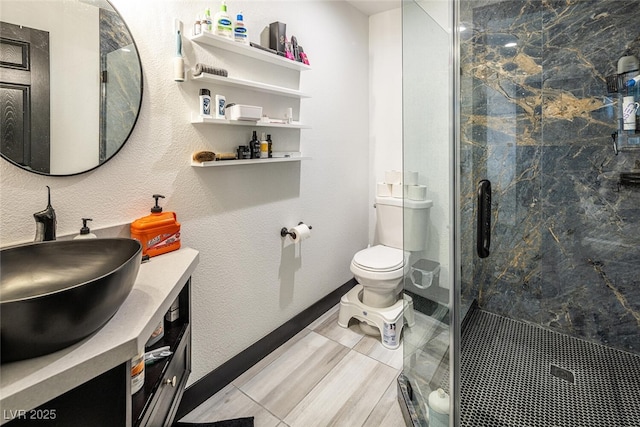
[1,238,142,363]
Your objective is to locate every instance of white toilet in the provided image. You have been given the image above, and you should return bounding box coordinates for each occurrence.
[338,196,432,349]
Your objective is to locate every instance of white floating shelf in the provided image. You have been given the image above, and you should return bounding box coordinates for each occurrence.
[191,73,310,98]
[191,114,311,129]
[189,32,312,71]
[191,157,311,167]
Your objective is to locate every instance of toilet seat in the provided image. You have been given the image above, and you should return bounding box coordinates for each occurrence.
[350,245,408,282]
[352,245,405,272]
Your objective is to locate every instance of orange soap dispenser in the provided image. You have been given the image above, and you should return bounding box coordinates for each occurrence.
[130,194,181,257]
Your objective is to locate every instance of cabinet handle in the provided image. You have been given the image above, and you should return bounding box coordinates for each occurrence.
[164,376,177,387]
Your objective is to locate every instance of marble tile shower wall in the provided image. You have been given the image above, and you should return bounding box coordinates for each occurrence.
[459,0,640,353]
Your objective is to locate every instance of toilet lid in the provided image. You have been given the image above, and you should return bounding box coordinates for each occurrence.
[353,245,405,272]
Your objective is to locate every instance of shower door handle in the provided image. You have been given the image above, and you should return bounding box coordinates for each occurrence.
[477,180,491,258]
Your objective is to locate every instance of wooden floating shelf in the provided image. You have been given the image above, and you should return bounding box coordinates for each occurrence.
[189,32,312,71]
[191,157,311,167]
[191,73,310,98]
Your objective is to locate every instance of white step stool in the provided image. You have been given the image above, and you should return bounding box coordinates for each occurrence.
[338,284,415,350]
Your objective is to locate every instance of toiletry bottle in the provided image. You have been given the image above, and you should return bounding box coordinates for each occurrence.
[130,194,181,258]
[299,46,310,65]
[284,37,294,60]
[260,132,269,158]
[428,388,450,427]
[74,218,97,239]
[627,75,640,88]
[194,14,201,36]
[214,0,233,39]
[199,89,212,117]
[204,8,213,32]
[267,134,273,157]
[131,351,145,394]
[234,11,248,44]
[215,94,226,119]
[250,130,260,159]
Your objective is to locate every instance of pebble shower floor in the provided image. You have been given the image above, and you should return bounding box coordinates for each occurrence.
[441,305,640,427]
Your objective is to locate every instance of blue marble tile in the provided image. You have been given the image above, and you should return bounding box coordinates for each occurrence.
[459,0,640,354]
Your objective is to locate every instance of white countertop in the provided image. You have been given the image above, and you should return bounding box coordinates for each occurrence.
[0,247,199,419]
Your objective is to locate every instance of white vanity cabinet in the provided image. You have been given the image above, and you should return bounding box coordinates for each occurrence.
[0,248,199,427]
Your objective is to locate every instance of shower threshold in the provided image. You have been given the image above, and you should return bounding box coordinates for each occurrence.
[399,302,640,426]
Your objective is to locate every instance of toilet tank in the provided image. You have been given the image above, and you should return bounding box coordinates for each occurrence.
[375,196,433,251]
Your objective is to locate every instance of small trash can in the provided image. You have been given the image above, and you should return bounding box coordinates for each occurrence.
[407,259,440,291]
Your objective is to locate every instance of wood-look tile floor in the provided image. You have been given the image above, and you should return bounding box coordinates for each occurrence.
[179,304,409,427]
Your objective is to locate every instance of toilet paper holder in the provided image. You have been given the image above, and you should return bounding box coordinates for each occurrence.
[280,222,312,239]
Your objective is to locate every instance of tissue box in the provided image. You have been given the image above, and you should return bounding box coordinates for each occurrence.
[226,104,262,121]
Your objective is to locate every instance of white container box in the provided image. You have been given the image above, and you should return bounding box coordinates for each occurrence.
[226,104,262,121]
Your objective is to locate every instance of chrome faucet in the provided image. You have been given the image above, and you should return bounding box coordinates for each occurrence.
[34,186,57,242]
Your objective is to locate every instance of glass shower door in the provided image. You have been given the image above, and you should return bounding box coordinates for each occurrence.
[455,1,640,426]
[400,1,455,426]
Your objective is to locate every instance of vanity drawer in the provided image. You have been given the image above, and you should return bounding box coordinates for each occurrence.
[141,327,190,427]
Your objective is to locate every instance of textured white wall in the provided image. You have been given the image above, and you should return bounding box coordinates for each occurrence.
[368,8,402,243]
[0,0,370,384]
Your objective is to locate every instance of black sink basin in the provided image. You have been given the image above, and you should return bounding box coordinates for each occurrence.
[1,238,142,363]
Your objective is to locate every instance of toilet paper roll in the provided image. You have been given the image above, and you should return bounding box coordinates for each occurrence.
[408,185,427,201]
[289,224,311,243]
[392,183,405,198]
[404,171,419,186]
[385,170,402,185]
[377,182,392,197]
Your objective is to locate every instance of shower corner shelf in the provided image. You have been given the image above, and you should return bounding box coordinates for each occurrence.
[189,32,312,71]
[191,156,311,167]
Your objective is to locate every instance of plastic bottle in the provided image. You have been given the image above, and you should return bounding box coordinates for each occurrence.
[194,14,201,36]
[214,0,233,39]
[74,218,97,239]
[234,11,248,44]
[130,194,181,258]
[199,89,212,117]
[215,94,226,119]
[204,8,213,32]
[428,388,450,427]
[260,132,269,158]
[130,351,145,394]
[250,130,260,159]
[626,75,640,88]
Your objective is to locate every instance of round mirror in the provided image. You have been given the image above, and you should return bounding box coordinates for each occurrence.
[0,0,142,176]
